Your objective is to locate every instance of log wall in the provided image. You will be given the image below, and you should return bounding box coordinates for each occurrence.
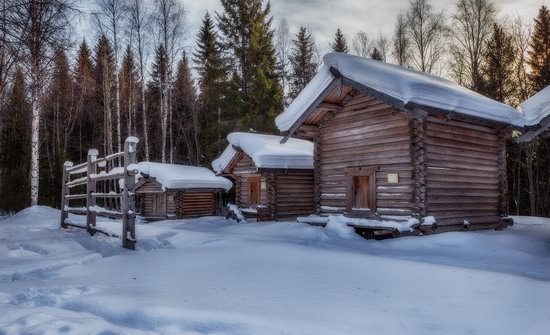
[273,171,315,219]
[175,192,216,218]
[136,179,218,219]
[424,116,505,229]
[317,95,414,216]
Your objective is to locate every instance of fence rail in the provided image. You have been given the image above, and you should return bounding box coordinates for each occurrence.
[60,137,139,249]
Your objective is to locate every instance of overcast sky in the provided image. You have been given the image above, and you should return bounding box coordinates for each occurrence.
[183,0,544,52]
[75,0,545,64]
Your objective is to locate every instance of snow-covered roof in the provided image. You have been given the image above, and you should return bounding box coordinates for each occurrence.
[211,132,314,173]
[520,85,550,126]
[276,53,526,131]
[137,162,232,191]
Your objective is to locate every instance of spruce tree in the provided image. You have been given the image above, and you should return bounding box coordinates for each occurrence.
[94,35,116,155]
[289,26,318,99]
[330,28,349,53]
[41,49,75,206]
[149,44,168,162]
[483,23,515,104]
[0,69,31,212]
[74,40,99,161]
[370,48,383,61]
[194,12,229,164]
[528,5,550,92]
[120,45,138,137]
[217,0,283,133]
[173,52,199,165]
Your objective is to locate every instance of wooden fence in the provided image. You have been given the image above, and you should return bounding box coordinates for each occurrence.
[60,137,139,249]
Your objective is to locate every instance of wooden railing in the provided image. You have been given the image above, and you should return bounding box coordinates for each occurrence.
[60,137,139,249]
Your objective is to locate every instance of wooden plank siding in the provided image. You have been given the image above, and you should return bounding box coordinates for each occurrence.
[424,116,504,228]
[317,94,414,217]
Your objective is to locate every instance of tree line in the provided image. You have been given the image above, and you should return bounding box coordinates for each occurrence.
[0,0,549,218]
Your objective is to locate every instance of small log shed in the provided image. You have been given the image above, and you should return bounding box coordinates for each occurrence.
[275,52,536,234]
[135,162,232,220]
[212,132,315,221]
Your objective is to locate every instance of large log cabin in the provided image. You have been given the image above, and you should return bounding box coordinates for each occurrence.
[275,53,528,233]
[212,133,314,221]
[135,162,232,220]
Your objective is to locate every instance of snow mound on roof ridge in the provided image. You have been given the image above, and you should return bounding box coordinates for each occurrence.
[276,52,525,131]
[520,85,550,126]
[137,162,232,191]
[212,133,314,173]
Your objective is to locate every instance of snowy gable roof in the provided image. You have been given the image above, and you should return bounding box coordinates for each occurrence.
[520,85,550,126]
[137,162,232,191]
[211,132,314,173]
[276,53,525,132]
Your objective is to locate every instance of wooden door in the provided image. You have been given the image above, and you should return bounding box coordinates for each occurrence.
[354,176,371,209]
[153,194,167,214]
[249,177,261,205]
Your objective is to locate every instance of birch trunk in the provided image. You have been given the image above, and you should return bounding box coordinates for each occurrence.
[30,84,40,205]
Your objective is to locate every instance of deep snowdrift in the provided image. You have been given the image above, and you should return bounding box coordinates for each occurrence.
[1,206,549,334]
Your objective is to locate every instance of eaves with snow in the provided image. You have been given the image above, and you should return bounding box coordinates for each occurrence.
[276,53,538,134]
[211,132,314,174]
[136,162,232,191]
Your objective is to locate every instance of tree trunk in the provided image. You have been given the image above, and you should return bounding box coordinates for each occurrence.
[526,142,536,216]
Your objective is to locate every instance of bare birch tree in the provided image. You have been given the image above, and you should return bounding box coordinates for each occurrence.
[94,0,126,154]
[11,0,74,205]
[352,31,373,58]
[451,0,496,91]
[392,12,411,66]
[275,18,291,105]
[127,0,151,161]
[153,0,186,163]
[374,32,390,62]
[406,0,447,73]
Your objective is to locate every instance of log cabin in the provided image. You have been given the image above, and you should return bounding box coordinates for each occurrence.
[212,132,314,221]
[275,53,529,234]
[135,162,232,220]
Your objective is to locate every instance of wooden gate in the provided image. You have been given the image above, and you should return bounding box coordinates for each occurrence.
[59,137,139,249]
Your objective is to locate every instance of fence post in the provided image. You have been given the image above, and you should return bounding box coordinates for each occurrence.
[60,161,73,228]
[122,137,139,249]
[86,149,98,234]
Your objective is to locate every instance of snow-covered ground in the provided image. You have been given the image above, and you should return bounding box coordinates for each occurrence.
[1,206,549,334]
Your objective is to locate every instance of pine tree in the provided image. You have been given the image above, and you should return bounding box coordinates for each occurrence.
[370,47,383,61]
[94,35,116,155]
[483,23,515,104]
[330,28,349,53]
[289,26,317,99]
[528,5,550,92]
[0,69,31,212]
[194,12,229,164]
[173,52,199,165]
[217,0,283,133]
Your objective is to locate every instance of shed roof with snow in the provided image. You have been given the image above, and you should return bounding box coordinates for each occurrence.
[212,132,314,174]
[276,53,526,134]
[136,162,232,191]
[520,85,550,126]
